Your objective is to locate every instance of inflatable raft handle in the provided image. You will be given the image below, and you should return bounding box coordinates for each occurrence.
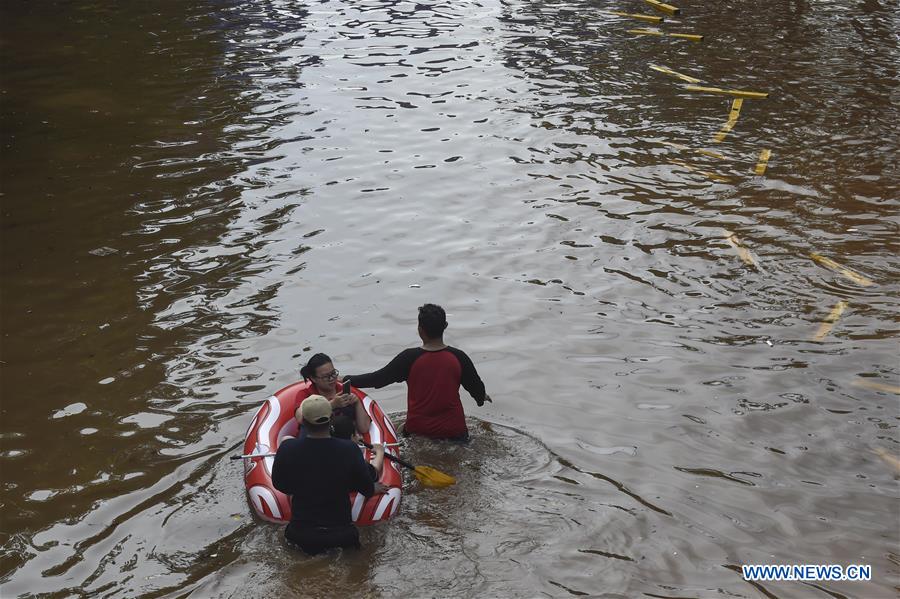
[232,443,401,460]
[232,453,276,460]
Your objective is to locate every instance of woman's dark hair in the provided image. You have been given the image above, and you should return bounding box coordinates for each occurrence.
[418,303,447,339]
[300,353,332,381]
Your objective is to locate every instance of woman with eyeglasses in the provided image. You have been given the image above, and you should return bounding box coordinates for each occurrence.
[299,353,371,435]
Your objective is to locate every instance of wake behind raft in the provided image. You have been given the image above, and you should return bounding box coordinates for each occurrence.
[240,380,403,525]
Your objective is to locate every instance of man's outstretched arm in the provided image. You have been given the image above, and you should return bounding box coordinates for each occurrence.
[347,348,419,389]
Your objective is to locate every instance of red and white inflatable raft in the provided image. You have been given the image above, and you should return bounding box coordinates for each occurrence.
[241,380,402,525]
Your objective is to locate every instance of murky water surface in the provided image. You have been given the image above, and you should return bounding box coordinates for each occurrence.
[2,0,898,597]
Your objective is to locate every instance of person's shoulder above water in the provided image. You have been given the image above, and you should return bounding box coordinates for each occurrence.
[276,435,302,453]
[328,436,358,447]
[305,435,361,452]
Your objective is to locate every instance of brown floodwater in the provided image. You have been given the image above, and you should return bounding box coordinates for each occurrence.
[1,0,898,597]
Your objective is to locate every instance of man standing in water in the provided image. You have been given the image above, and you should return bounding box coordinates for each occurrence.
[271,395,378,554]
[347,304,492,441]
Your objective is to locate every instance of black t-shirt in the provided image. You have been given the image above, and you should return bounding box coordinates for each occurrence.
[271,436,375,528]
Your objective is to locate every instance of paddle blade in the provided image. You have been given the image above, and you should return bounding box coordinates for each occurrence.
[414,465,456,488]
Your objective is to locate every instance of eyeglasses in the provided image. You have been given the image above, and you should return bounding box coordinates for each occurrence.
[315,369,340,381]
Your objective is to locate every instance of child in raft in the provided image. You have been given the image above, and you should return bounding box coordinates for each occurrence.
[332,414,385,481]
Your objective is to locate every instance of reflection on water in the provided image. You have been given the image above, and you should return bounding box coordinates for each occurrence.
[1,0,898,597]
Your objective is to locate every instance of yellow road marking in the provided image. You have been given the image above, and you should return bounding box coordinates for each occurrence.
[662,141,689,150]
[712,120,735,143]
[684,85,768,99]
[669,159,731,183]
[873,448,900,473]
[605,10,664,23]
[662,141,727,160]
[723,230,758,268]
[629,28,663,36]
[644,0,680,16]
[649,63,702,83]
[754,148,771,174]
[712,98,744,143]
[812,300,848,341]
[629,29,702,41]
[809,253,875,287]
[669,33,703,41]
[696,147,727,160]
[853,380,900,395]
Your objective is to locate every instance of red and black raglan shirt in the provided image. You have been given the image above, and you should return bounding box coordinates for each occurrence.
[349,347,486,439]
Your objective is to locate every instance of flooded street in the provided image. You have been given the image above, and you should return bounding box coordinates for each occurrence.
[1,0,898,597]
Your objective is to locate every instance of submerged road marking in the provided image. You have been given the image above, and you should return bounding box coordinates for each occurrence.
[723,230,759,268]
[667,32,704,41]
[809,253,875,287]
[684,85,768,99]
[754,148,772,174]
[644,0,680,16]
[873,448,900,473]
[662,141,727,160]
[853,379,900,395]
[669,159,731,183]
[629,28,703,41]
[650,63,702,83]
[812,300,848,341]
[713,98,744,143]
[604,10,664,23]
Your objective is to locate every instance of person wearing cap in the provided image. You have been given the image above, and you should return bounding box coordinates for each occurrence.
[271,395,381,554]
[345,303,492,441]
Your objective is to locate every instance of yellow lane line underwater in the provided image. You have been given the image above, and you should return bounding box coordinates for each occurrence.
[713,98,744,143]
[649,64,702,83]
[684,85,768,99]
[662,141,727,160]
[723,230,759,268]
[809,253,875,287]
[755,148,772,174]
[696,147,727,160]
[629,28,703,41]
[669,159,731,183]
[644,0,680,16]
[604,10,664,23]
[812,300,848,341]
[873,448,900,473]
[853,380,900,395]
[668,33,702,41]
